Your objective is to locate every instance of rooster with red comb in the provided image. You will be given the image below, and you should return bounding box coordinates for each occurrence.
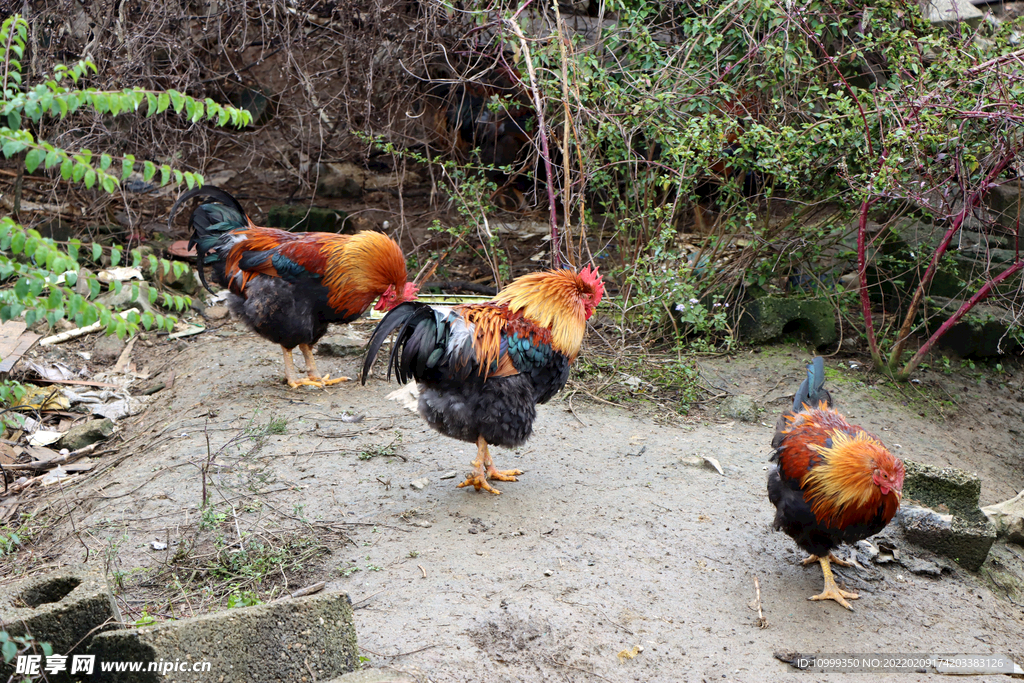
[362,266,604,493]
[768,357,905,609]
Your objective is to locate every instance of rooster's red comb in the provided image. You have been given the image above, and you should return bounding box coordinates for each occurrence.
[579,264,605,304]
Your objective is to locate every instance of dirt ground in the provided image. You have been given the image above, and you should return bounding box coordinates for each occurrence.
[7,319,1024,682]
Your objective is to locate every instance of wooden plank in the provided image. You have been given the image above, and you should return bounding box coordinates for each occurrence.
[0,321,27,361]
[0,330,41,375]
[28,378,120,389]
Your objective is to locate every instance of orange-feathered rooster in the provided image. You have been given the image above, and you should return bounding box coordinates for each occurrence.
[361,267,605,494]
[168,187,416,388]
[768,357,905,610]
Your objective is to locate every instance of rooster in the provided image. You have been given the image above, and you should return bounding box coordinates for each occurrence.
[767,357,905,610]
[361,266,605,494]
[168,187,416,388]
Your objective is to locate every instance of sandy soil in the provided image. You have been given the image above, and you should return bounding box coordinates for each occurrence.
[10,321,1024,682]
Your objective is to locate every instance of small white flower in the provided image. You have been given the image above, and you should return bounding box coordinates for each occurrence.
[675,303,685,312]
[689,298,699,304]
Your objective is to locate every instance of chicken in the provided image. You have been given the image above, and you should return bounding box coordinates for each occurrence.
[168,186,416,388]
[361,266,605,494]
[767,357,905,610]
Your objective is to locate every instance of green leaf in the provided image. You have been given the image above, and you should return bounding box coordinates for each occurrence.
[141,311,153,330]
[113,279,122,294]
[84,167,96,189]
[121,154,135,180]
[169,89,185,113]
[110,246,122,267]
[143,160,156,182]
[2,638,16,663]
[65,271,77,287]
[44,149,60,169]
[160,164,170,186]
[99,153,112,171]
[131,283,139,301]
[102,174,118,193]
[24,148,44,173]
[92,242,103,262]
[147,285,158,304]
[60,157,73,179]
[72,161,87,183]
[10,231,25,255]
[157,91,170,114]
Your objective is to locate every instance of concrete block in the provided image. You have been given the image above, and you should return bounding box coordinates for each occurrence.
[0,565,122,682]
[717,394,759,423]
[899,505,997,572]
[921,0,983,28]
[903,460,981,518]
[87,590,358,683]
[737,297,837,348]
[326,671,420,683]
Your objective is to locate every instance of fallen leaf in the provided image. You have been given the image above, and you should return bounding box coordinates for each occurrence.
[617,645,643,663]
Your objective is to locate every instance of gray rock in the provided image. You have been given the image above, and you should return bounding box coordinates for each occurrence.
[87,591,358,683]
[926,296,1021,357]
[410,478,429,491]
[986,179,1022,231]
[898,505,996,572]
[717,394,759,423]
[58,418,115,450]
[204,305,230,321]
[0,565,122,683]
[91,334,127,365]
[736,297,837,348]
[899,555,947,577]
[982,489,1024,546]
[903,460,981,518]
[317,334,365,357]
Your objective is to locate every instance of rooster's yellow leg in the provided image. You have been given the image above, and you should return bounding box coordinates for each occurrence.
[480,438,523,481]
[299,344,349,385]
[456,437,506,494]
[808,556,859,610]
[801,552,854,568]
[282,346,327,388]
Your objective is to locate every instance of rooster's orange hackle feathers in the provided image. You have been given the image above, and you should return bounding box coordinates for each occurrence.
[492,266,604,361]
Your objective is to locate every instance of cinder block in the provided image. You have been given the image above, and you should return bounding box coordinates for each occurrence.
[87,590,358,683]
[0,565,122,683]
[899,505,997,572]
[903,460,981,518]
[737,297,837,348]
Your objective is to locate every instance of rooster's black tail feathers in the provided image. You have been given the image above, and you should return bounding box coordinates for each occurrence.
[168,186,250,292]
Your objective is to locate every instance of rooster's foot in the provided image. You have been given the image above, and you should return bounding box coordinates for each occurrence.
[308,374,351,386]
[801,552,854,568]
[485,465,523,482]
[287,377,329,389]
[456,473,503,495]
[809,586,859,610]
[809,555,858,611]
